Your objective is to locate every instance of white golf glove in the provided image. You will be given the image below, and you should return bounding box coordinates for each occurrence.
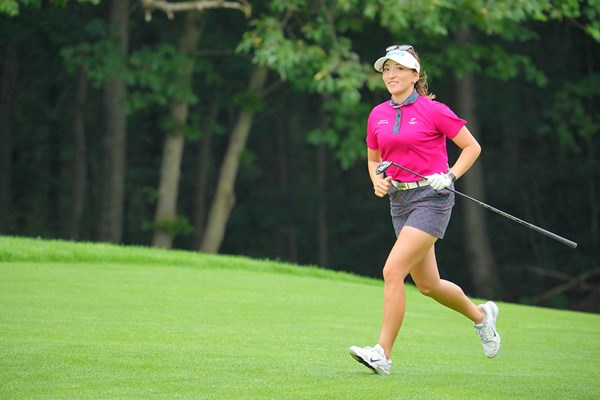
[426,173,453,191]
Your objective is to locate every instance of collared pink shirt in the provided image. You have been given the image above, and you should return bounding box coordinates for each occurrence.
[366,96,466,182]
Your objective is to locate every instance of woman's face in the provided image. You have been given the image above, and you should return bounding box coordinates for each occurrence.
[382,60,419,99]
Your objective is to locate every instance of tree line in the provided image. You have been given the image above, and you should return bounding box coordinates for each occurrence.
[0,0,598,312]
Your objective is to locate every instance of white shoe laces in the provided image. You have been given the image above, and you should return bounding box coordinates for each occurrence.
[476,324,494,343]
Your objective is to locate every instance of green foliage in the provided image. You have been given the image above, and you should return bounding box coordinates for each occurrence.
[268,0,309,13]
[541,74,600,152]
[181,113,204,141]
[237,4,372,168]
[62,20,197,113]
[583,0,600,41]
[307,127,338,147]
[127,44,198,112]
[0,0,99,17]
[143,215,194,238]
[61,19,127,88]
[237,17,304,81]
[443,42,547,85]
[363,0,456,36]
[238,13,367,104]
[0,0,20,15]
[233,90,265,113]
[308,99,373,169]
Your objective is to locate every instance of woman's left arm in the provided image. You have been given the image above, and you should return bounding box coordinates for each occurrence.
[448,126,481,180]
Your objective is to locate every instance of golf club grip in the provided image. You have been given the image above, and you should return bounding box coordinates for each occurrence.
[448,188,578,249]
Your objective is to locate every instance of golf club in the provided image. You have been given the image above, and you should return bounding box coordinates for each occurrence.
[376,160,578,249]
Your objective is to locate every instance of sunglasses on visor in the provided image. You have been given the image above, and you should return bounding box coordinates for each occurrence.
[385,44,414,52]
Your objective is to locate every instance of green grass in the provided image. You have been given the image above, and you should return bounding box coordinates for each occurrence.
[1,236,599,399]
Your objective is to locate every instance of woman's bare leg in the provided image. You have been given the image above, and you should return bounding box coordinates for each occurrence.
[377,227,437,358]
[410,247,485,324]
[377,227,487,359]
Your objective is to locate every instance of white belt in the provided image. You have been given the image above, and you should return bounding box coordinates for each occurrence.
[391,179,429,190]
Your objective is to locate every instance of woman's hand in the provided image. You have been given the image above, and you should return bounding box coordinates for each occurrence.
[426,173,453,191]
[367,148,393,197]
[374,176,393,197]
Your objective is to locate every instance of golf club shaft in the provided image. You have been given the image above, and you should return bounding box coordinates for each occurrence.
[388,162,578,249]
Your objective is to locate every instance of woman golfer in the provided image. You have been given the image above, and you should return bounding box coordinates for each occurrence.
[349,45,501,375]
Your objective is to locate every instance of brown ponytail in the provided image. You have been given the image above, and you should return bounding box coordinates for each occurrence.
[407,48,435,99]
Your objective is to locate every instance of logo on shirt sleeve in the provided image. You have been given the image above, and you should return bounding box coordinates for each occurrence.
[377,119,389,125]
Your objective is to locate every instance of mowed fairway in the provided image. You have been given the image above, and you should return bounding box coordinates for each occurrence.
[1,237,599,399]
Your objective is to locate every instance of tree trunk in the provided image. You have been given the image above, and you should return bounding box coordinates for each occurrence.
[0,41,17,233]
[276,105,298,262]
[316,95,329,267]
[152,10,205,249]
[586,136,598,239]
[316,143,329,267]
[200,65,269,253]
[193,100,219,250]
[69,66,88,240]
[99,0,129,243]
[454,26,498,298]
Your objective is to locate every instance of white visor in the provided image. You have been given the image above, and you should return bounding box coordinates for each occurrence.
[373,50,420,73]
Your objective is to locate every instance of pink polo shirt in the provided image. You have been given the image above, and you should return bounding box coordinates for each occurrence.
[366,96,466,182]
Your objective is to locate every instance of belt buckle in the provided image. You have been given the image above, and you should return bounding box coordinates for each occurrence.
[395,181,408,190]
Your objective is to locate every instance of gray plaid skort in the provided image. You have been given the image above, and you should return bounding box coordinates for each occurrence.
[388,184,455,239]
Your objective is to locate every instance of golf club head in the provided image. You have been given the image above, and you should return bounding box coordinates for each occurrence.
[376,160,393,175]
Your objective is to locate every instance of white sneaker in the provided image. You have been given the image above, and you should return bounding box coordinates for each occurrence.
[349,344,392,375]
[474,301,501,358]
